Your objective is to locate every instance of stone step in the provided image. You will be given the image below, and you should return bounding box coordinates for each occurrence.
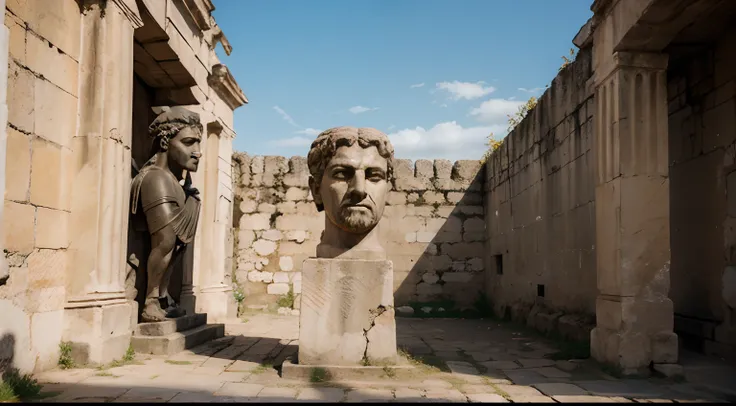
[131,323,225,355]
[134,313,208,337]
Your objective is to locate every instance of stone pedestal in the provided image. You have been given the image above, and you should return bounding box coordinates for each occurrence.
[298,258,397,366]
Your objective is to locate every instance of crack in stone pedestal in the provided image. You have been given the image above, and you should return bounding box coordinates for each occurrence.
[362,305,388,364]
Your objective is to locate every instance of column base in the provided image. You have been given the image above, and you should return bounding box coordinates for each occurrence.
[197,284,236,323]
[180,286,197,316]
[591,326,679,375]
[63,295,133,366]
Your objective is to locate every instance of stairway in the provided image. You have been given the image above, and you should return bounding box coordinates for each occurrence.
[130,313,225,355]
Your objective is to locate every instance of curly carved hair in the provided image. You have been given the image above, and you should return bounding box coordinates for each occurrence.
[147,106,203,152]
[307,127,395,211]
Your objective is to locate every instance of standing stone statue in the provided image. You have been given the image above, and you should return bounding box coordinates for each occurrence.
[130,106,203,323]
[298,127,398,366]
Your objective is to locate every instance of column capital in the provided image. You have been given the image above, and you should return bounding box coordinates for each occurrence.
[207,120,224,136]
[82,0,143,28]
[595,51,668,88]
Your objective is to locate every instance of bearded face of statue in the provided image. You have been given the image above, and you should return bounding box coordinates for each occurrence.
[166,126,202,173]
[312,143,391,234]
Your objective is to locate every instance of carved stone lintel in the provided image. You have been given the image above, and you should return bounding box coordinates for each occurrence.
[207,64,248,110]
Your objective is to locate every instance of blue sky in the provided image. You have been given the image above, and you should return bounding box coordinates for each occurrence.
[212,0,593,161]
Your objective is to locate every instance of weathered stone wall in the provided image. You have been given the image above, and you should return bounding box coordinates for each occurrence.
[1,0,81,373]
[668,25,736,361]
[231,154,485,314]
[483,47,596,341]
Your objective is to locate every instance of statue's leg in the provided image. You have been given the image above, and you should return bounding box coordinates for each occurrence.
[141,227,177,322]
[160,243,187,318]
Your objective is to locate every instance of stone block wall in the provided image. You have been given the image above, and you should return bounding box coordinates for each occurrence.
[483,46,596,341]
[667,25,736,361]
[231,153,486,314]
[1,0,81,373]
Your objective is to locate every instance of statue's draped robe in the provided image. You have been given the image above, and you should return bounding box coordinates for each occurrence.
[131,163,200,245]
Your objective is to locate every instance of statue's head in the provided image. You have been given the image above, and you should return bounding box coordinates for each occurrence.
[307,127,395,235]
[148,106,203,173]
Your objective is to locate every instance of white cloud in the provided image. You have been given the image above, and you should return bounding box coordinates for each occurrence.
[387,125,396,131]
[469,98,524,124]
[349,106,379,114]
[436,81,496,100]
[269,136,313,148]
[295,128,321,136]
[410,83,425,88]
[387,121,505,161]
[273,105,299,127]
[440,103,448,108]
[518,87,545,94]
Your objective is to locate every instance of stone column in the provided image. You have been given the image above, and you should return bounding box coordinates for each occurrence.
[0,0,9,286]
[591,51,678,374]
[196,121,236,322]
[64,0,143,365]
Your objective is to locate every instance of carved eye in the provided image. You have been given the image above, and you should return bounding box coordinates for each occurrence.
[366,170,385,182]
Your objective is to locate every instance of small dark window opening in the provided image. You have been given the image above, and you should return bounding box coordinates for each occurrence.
[537,284,545,297]
[494,254,503,275]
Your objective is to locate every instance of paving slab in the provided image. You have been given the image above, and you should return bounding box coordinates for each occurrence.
[257,386,298,402]
[424,388,468,403]
[576,379,666,398]
[503,369,550,385]
[467,393,509,402]
[214,382,264,397]
[532,366,572,378]
[517,358,556,368]
[553,395,631,402]
[296,387,346,402]
[345,388,394,402]
[394,388,425,402]
[533,382,588,396]
[114,387,180,402]
[168,391,220,402]
[482,360,519,370]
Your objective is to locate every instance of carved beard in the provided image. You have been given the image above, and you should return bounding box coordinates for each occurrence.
[336,206,377,233]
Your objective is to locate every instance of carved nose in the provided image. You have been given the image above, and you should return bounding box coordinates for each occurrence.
[349,174,367,201]
[191,152,202,159]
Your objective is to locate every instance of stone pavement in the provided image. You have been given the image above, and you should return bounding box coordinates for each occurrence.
[33,314,734,403]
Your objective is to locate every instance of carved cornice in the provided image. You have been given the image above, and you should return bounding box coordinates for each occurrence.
[573,18,593,49]
[591,0,614,15]
[182,0,214,31]
[111,0,144,28]
[208,64,248,110]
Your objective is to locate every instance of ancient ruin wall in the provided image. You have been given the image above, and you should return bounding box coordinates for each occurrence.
[483,47,596,340]
[231,154,485,314]
[1,0,81,373]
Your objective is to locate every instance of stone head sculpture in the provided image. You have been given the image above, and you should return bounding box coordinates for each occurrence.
[307,127,395,259]
[147,106,204,177]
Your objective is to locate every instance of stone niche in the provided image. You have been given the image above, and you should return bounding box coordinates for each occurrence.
[297,258,397,366]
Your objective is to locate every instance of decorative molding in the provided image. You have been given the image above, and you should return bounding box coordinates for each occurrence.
[111,0,144,28]
[208,64,248,111]
[209,23,233,56]
[180,0,215,31]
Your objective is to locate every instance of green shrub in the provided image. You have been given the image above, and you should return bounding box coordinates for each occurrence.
[58,341,75,370]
